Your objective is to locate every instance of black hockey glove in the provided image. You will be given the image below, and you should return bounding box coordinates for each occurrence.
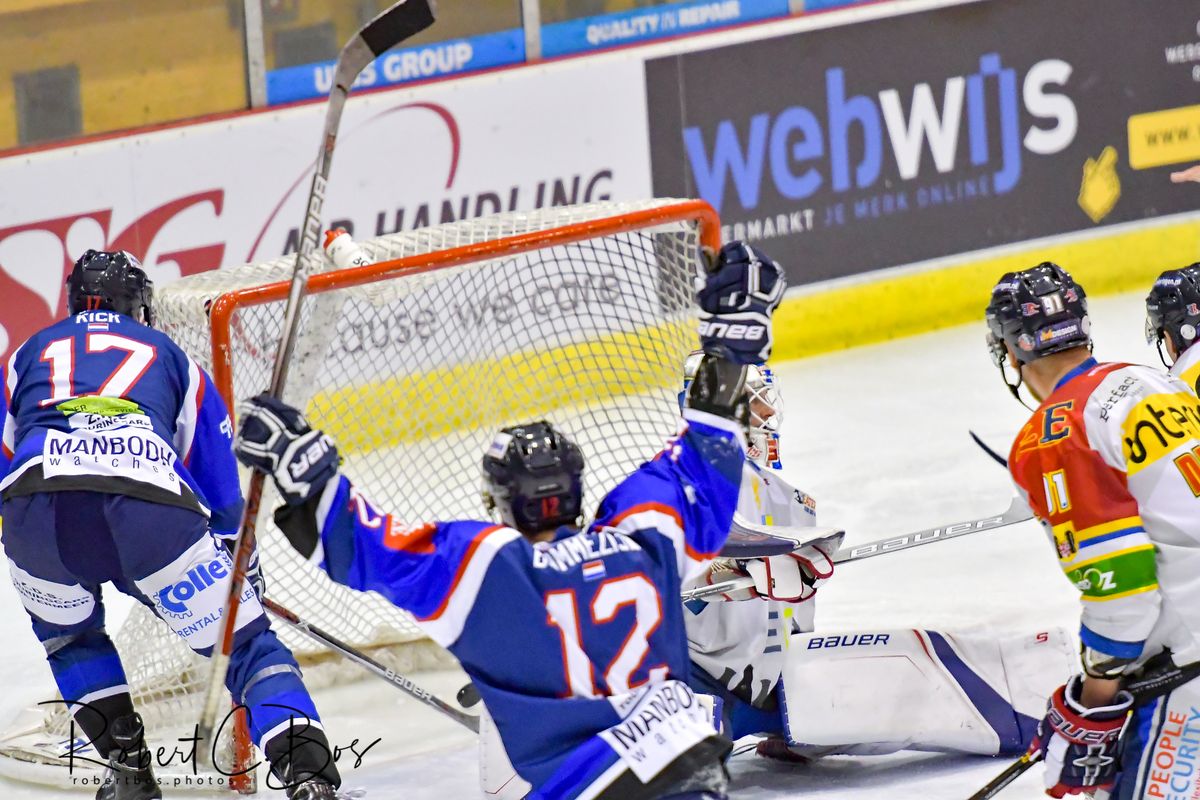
[685,353,750,429]
[218,539,266,599]
[1028,674,1132,797]
[697,241,786,365]
[234,393,340,507]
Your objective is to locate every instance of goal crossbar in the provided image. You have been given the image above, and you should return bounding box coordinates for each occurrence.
[209,200,721,411]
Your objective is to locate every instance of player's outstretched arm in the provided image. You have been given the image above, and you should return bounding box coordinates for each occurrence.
[234,394,518,646]
[597,242,789,581]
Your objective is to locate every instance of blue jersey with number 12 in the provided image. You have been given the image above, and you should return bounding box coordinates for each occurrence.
[0,311,243,535]
[291,408,745,799]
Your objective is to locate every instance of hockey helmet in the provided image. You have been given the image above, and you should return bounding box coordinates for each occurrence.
[481,421,584,535]
[985,262,1090,367]
[682,350,781,468]
[1145,264,1200,365]
[66,249,155,325]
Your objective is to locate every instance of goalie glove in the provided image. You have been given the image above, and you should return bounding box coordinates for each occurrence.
[697,559,758,602]
[697,241,786,365]
[234,393,340,506]
[742,543,834,603]
[700,545,834,603]
[1029,674,1133,798]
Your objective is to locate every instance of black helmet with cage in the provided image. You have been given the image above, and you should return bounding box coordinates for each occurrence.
[1145,264,1200,366]
[985,262,1091,401]
[481,421,585,535]
[65,249,155,325]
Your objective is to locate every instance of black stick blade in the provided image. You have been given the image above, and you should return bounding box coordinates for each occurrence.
[969,429,1009,468]
[362,0,436,57]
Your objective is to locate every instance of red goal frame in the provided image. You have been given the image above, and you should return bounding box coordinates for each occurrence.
[201,199,718,792]
[207,200,720,411]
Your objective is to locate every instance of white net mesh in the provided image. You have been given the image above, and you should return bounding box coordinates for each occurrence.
[11,199,709,781]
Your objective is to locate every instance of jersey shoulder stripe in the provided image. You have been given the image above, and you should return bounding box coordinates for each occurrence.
[416,524,522,647]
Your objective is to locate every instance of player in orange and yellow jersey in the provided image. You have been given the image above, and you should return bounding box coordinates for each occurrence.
[986,263,1200,799]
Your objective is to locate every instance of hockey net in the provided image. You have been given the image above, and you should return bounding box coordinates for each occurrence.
[0,199,719,792]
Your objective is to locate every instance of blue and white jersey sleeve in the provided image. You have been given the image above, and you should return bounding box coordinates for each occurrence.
[592,408,745,584]
[302,475,521,647]
[0,363,15,506]
[174,363,243,538]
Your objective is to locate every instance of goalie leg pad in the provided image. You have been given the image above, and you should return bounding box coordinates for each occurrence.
[479,703,533,800]
[778,628,1074,757]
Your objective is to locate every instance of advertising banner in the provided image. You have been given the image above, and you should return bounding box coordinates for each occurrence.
[266,0,794,105]
[266,29,526,106]
[540,0,789,59]
[646,0,1200,285]
[0,58,651,363]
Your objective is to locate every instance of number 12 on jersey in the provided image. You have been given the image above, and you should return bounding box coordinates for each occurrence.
[545,574,669,697]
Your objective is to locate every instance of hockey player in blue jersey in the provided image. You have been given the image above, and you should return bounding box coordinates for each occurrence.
[233,242,790,800]
[0,251,341,799]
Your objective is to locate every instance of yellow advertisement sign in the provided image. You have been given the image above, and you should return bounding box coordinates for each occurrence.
[1128,105,1200,169]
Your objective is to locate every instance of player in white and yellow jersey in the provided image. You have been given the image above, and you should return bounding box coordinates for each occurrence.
[680,355,825,720]
[987,262,1200,799]
[1146,264,1200,397]
[680,353,1073,765]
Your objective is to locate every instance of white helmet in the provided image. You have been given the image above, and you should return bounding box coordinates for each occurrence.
[681,351,782,468]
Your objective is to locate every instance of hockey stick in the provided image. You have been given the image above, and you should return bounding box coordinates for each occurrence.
[967,658,1200,800]
[969,430,1009,468]
[197,0,436,770]
[261,597,480,734]
[721,516,846,559]
[682,498,1032,602]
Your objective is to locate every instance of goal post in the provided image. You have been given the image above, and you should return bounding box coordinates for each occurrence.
[0,198,720,793]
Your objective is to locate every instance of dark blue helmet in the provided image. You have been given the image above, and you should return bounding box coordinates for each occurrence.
[1146,264,1200,362]
[66,249,155,325]
[986,262,1090,367]
[481,421,584,535]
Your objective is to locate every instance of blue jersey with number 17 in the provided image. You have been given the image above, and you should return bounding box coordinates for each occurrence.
[290,408,745,799]
[0,311,243,535]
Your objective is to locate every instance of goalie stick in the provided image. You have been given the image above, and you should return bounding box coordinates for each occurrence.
[261,597,480,734]
[967,658,1200,800]
[682,498,1032,602]
[197,0,436,779]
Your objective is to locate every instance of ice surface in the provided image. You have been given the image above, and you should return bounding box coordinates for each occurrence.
[0,290,1160,797]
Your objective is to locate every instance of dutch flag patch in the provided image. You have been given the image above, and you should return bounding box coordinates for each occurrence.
[581,560,606,582]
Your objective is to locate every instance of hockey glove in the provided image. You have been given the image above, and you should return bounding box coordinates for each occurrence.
[218,539,266,599]
[234,393,340,506]
[697,241,786,365]
[742,543,834,603]
[1029,674,1133,798]
[697,559,758,602]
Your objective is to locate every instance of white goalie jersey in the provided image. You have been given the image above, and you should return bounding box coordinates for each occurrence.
[684,459,818,705]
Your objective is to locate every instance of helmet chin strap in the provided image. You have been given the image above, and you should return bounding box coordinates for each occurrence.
[1154,336,1173,369]
[999,360,1035,412]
